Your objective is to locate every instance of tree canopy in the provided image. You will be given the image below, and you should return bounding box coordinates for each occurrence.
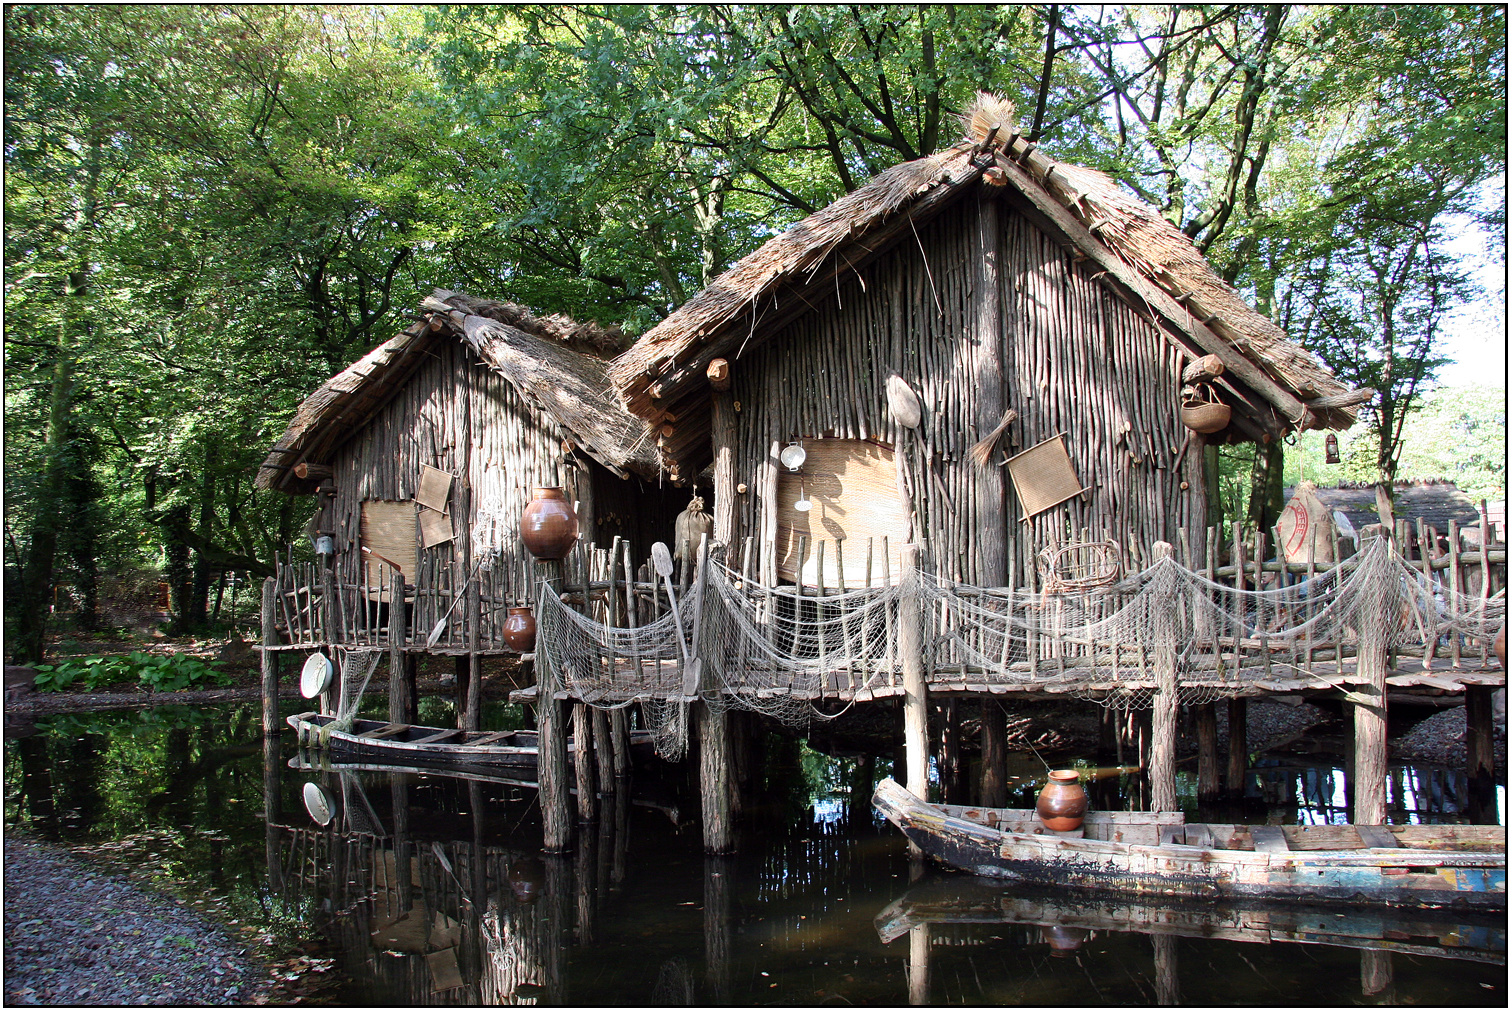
[5,3,1504,660]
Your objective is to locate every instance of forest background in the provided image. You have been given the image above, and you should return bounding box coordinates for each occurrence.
[4,4,1505,663]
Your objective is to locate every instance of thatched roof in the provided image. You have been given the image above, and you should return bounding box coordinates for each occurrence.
[257,290,657,494]
[611,93,1367,478]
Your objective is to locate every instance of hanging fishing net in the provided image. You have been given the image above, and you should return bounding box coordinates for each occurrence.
[532,534,1504,750]
[316,646,385,747]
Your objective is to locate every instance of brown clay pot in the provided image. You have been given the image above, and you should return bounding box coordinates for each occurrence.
[503,606,537,653]
[521,486,579,560]
[1036,769,1089,831]
[1496,625,1506,669]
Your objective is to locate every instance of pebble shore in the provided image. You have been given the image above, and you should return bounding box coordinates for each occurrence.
[3,837,275,1006]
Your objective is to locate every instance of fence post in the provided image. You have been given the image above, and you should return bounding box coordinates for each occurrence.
[901,544,930,802]
[260,576,279,735]
[388,571,408,724]
[1150,542,1179,814]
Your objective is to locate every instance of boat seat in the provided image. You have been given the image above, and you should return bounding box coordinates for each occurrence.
[410,729,463,744]
[1184,824,1215,850]
[1249,825,1290,853]
[1159,825,1186,846]
[468,730,518,746]
[366,724,410,740]
[1355,825,1399,849]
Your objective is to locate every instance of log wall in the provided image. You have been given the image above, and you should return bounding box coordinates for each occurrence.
[733,193,1204,588]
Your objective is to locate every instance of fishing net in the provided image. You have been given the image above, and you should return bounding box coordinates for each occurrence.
[317,647,385,747]
[533,535,1504,746]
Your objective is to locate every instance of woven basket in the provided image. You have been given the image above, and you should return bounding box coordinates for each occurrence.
[1180,382,1230,434]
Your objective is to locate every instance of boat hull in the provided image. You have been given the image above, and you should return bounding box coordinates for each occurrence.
[873,777,1505,911]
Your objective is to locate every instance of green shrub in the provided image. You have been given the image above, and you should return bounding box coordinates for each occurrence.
[32,653,231,693]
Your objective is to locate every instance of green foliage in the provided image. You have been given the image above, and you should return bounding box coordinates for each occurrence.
[31,652,230,693]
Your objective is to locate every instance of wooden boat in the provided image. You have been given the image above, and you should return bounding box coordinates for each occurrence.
[875,875,1506,964]
[872,777,1506,911]
[287,711,659,769]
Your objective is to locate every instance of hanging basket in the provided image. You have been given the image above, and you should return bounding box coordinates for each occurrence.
[1180,382,1231,434]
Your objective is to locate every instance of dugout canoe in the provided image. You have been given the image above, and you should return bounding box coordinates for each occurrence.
[875,875,1506,964]
[872,777,1505,911]
[287,711,658,768]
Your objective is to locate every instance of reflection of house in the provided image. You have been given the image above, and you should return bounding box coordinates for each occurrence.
[610,93,1364,587]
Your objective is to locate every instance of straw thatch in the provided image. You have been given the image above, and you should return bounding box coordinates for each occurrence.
[610,92,1364,471]
[257,290,656,493]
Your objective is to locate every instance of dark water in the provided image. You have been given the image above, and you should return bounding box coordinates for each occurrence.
[5,700,1506,1006]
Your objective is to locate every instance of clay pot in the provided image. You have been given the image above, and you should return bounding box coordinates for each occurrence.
[521,487,579,560]
[503,606,537,653]
[1037,769,1089,831]
[1495,625,1506,669]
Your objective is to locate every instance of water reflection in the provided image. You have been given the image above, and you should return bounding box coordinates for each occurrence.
[3,707,1506,1007]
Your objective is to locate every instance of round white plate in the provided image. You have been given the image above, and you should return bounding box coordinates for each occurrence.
[302,781,334,826]
[300,652,333,698]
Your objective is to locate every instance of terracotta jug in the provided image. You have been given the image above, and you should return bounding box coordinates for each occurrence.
[521,486,579,560]
[1036,769,1089,831]
[1495,625,1506,669]
[503,606,537,653]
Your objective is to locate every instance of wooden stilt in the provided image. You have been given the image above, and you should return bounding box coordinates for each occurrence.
[610,708,630,780]
[537,559,571,852]
[702,368,739,852]
[704,856,734,1003]
[1464,685,1497,824]
[901,545,930,802]
[573,703,596,823]
[1352,539,1389,826]
[698,701,734,853]
[454,655,471,730]
[980,699,1008,808]
[1153,934,1180,1006]
[1150,542,1179,814]
[1225,697,1248,799]
[1360,950,1393,999]
[592,706,614,795]
[260,577,279,735]
[908,923,931,1006]
[1195,703,1219,804]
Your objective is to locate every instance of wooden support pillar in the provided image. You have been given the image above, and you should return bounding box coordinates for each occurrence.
[703,856,734,1004]
[609,708,630,780]
[318,559,336,717]
[972,190,1009,585]
[901,545,930,801]
[1226,697,1249,799]
[1150,542,1179,814]
[573,703,596,823]
[1195,703,1220,804]
[260,577,280,735]
[592,706,614,795]
[980,699,1008,808]
[1351,540,1390,826]
[938,699,966,804]
[908,924,931,1006]
[454,655,471,730]
[1465,685,1497,823]
[698,367,739,853]
[537,559,571,852]
[1360,950,1394,1000]
[698,702,734,853]
[388,571,408,724]
[1153,934,1180,1006]
[262,732,283,898]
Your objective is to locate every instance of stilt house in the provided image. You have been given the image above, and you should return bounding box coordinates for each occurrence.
[609,94,1369,588]
[257,289,675,657]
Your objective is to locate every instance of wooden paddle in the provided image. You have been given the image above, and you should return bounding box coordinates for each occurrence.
[652,542,700,698]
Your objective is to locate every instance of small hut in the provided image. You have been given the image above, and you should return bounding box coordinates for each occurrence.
[610,94,1369,589]
[257,289,679,719]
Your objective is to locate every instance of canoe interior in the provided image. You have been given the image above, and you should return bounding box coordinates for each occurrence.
[289,712,657,751]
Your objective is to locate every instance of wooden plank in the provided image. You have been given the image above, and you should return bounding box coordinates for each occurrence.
[1249,825,1290,853]
[1356,825,1399,849]
[468,730,519,747]
[410,728,463,744]
[365,723,411,740]
[1159,825,1185,846]
[1185,824,1215,850]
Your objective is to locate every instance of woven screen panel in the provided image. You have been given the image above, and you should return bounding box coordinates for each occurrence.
[361,500,418,602]
[415,464,454,514]
[418,506,455,549]
[775,439,906,586]
[1005,434,1086,520]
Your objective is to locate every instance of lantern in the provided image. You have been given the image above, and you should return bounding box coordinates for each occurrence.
[1325,432,1340,464]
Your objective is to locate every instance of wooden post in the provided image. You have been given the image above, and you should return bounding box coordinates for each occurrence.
[1352,538,1390,826]
[1195,703,1219,804]
[1153,934,1180,1005]
[1360,950,1393,1000]
[703,856,734,1004]
[1150,542,1179,814]
[1225,697,1249,799]
[573,703,596,823]
[537,559,571,852]
[705,378,740,853]
[1465,685,1497,823]
[610,708,630,780]
[260,577,279,735]
[901,544,930,801]
[454,655,471,730]
[979,700,1008,808]
[592,706,614,795]
[973,190,1008,586]
[318,559,335,716]
[388,571,408,724]
[908,924,931,1006]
